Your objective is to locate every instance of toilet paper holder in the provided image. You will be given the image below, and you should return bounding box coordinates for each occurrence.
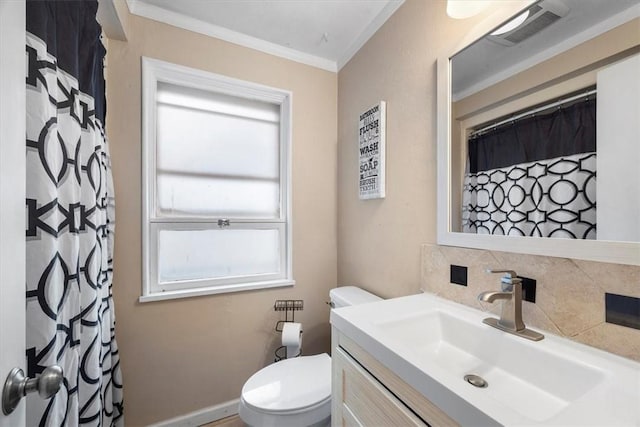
[274,344,300,361]
[274,299,304,361]
[273,299,304,332]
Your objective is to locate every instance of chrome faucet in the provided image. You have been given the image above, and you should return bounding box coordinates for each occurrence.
[478,269,544,341]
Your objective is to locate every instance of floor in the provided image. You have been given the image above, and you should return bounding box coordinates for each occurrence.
[201,415,246,427]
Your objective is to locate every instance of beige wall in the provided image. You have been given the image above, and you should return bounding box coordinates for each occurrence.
[337,0,478,298]
[106,13,337,426]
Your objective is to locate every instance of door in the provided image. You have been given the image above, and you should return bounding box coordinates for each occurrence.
[0,0,26,425]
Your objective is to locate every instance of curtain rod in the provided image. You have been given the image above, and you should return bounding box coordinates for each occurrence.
[470,88,597,138]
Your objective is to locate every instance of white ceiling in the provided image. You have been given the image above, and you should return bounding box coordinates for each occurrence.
[126,0,405,72]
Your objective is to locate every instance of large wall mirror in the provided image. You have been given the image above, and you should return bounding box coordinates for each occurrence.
[437,0,640,265]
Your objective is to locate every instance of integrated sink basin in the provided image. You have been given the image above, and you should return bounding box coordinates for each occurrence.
[331,293,640,426]
[373,310,604,422]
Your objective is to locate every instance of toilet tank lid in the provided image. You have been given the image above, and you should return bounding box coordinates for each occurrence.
[330,286,381,308]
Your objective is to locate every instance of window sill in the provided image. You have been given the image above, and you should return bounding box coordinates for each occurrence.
[139,279,295,303]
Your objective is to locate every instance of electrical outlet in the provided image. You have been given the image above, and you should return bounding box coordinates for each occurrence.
[606,293,640,330]
[520,277,536,303]
[450,265,467,286]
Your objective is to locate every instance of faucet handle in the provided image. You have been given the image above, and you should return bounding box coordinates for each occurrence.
[486,269,522,286]
[486,269,517,278]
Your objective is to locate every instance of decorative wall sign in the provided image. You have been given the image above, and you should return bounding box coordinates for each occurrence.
[359,101,386,199]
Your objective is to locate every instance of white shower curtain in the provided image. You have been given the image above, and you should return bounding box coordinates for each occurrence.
[462,152,597,238]
[25,1,124,425]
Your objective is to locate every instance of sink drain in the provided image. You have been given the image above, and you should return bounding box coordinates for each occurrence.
[464,374,488,388]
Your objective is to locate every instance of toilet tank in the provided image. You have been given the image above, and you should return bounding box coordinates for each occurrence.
[329,286,381,308]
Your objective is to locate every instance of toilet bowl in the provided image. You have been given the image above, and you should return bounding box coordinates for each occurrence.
[239,354,332,427]
[238,286,381,427]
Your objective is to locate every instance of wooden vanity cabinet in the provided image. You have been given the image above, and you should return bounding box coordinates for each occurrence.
[332,332,459,427]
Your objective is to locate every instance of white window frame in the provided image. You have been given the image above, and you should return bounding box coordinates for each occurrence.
[140,57,293,302]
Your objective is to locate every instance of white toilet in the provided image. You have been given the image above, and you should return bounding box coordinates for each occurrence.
[238,286,381,427]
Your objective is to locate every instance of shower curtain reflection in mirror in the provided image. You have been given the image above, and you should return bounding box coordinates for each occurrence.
[462,93,597,239]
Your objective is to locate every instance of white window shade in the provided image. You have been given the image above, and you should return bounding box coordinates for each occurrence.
[156,174,279,218]
[156,82,281,218]
[157,82,280,123]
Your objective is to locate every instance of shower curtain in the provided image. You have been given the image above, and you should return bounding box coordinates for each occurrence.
[462,97,597,239]
[25,1,124,425]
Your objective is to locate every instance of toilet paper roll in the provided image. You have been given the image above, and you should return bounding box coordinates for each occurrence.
[282,322,302,358]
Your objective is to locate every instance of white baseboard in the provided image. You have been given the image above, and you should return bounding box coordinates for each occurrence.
[149,398,240,427]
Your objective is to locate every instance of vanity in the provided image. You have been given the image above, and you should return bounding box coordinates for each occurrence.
[330,293,640,426]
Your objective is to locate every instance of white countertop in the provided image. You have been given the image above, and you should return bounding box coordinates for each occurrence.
[330,292,640,426]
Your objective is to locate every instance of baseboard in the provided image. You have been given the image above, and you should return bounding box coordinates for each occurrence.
[149,398,240,427]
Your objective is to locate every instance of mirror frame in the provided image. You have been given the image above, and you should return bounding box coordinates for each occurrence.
[436,2,640,266]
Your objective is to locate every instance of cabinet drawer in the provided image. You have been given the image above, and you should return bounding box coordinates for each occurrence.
[335,346,426,427]
[336,334,460,427]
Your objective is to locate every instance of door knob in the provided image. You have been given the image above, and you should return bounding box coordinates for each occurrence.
[2,365,63,415]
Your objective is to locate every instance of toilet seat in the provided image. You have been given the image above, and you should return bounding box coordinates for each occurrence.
[242,353,331,413]
[239,353,332,427]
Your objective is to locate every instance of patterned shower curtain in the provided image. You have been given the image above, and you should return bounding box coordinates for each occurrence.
[462,97,597,239]
[25,1,124,425]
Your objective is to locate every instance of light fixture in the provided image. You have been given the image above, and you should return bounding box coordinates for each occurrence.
[446,0,492,20]
[491,10,530,35]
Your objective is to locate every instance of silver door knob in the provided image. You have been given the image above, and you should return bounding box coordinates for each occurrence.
[2,365,63,415]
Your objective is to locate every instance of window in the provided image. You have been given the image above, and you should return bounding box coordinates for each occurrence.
[141,57,293,302]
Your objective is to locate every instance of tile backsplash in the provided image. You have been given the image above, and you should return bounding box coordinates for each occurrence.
[421,244,640,361]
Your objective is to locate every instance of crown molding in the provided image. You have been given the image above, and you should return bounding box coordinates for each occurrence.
[126,0,338,72]
[337,0,405,70]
